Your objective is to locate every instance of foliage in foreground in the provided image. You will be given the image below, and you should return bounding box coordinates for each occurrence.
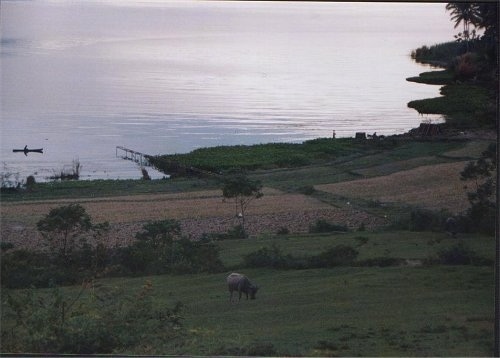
[1,280,184,354]
[460,143,497,235]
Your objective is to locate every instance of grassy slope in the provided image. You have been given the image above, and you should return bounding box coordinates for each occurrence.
[2,232,495,356]
[157,266,493,356]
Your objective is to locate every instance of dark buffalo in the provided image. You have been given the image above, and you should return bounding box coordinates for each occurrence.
[227,272,259,302]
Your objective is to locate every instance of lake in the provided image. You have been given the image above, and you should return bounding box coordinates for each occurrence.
[1,1,456,181]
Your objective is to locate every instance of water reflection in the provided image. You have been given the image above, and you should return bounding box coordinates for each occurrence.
[1,1,454,180]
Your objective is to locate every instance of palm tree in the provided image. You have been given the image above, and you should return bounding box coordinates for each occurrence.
[446,2,481,51]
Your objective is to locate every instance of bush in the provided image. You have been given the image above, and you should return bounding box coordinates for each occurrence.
[26,175,36,190]
[450,52,480,81]
[353,236,369,246]
[435,243,485,265]
[216,224,248,240]
[276,227,290,235]
[118,240,225,275]
[391,208,449,232]
[2,281,185,354]
[309,219,348,233]
[308,245,359,267]
[409,209,447,232]
[1,242,14,252]
[298,185,316,195]
[243,244,300,269]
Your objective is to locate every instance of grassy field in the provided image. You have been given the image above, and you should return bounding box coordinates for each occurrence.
[2,231,495,356]
[153,266,494,356]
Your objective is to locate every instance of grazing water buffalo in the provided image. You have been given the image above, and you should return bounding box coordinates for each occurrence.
[227,272,259,302]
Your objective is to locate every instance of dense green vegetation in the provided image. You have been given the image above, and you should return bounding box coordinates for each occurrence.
[148,137,404,175]
[411,41,466,66]
[408,2,497,129]
[407,83,493,126]
[406,69,455,85]
[0,177,219,202]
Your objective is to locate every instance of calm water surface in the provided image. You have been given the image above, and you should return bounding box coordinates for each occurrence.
[1,1,455,180]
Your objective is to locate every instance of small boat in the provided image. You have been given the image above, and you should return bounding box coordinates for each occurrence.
[13,146,43,156]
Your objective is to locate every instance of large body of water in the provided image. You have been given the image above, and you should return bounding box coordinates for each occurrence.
[1,1,455,181]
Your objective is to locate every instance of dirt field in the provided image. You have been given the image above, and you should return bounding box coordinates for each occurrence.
[1,160,480,251]
[1,187,387,250]
[315,161,472,212]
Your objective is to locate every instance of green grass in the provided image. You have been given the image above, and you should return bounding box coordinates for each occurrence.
[0,177,219,202]
[406,70,455,85]
[216,231,495,268]
[157,266,494,356]
[5,264,491,356]
[252,140,467,191]
[149,137,403,174]
[408,84,490,115]
[1,230,494,355]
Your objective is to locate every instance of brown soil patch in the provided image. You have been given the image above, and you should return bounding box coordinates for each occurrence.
[1,188,387,250]
[315,161,471,212]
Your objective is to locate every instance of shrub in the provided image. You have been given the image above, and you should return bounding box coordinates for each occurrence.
[243,244,299,269]
[392,208,449,232]
[309,219,348,233]
[2,281,185,354]
[298,185,316,195]
[409,209,447,232]
[308,245,358,267]
[26,175,36,190]
[353,236,369,246]
[217,224,248,240]
[1,242,14,252]
[118,221,225,275]
[451,53,480,80]
[0,248,96,289]
[276,227,290,235]
[435,243,482,265]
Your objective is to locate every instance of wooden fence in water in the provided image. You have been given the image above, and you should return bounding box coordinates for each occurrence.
[116,146,151,167]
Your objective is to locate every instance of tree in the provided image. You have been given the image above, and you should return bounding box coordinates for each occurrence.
[460,143,497,234]
[37,204,92,262]
[222,172,263,237]
[446,2,481,51]
[135,219,181,264]
[476,2,499,59]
